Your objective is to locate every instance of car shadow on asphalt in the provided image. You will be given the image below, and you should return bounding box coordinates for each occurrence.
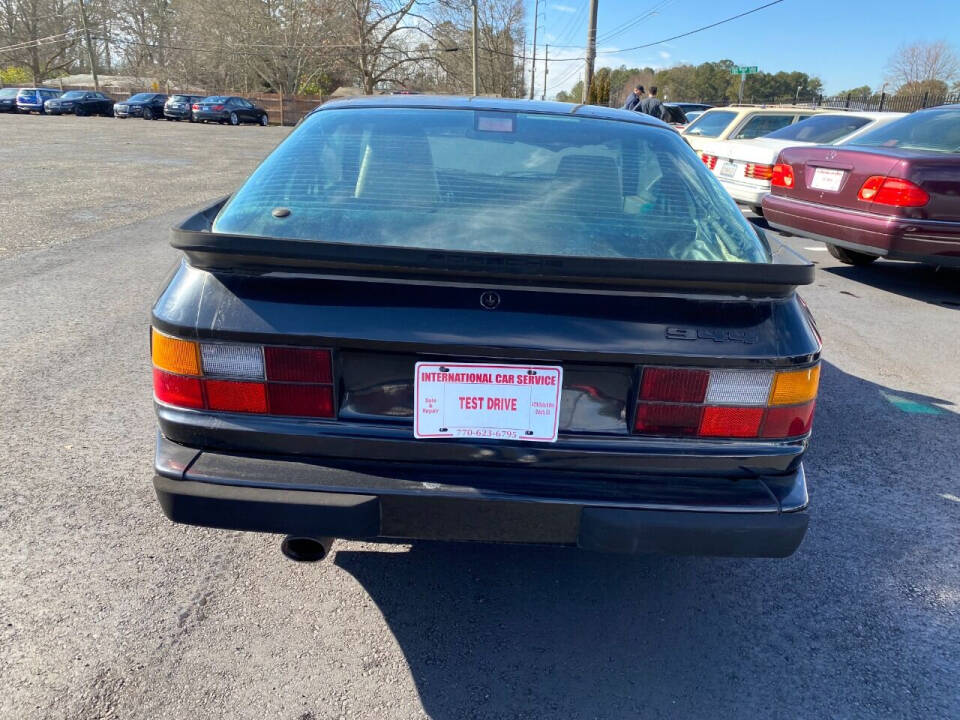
[824,261,960,310]
[332,361,959,719]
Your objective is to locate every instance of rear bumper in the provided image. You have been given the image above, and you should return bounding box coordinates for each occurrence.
[164,108,191,119]
[763,194,960,267]
[154,433,810,557]
[193,111,226,122]
[718,178,769,207]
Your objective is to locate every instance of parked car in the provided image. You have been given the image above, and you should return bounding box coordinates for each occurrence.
[44,90,114,117]
[669,102,713,114]
[0,87,20,112]
[763,105,960,268]
[192,96,269,125]
[660,103,688,128]
[15,87,60,114]
[701,112,906,214]
[151,96,820,560]
[164,94,205,121]
[682,106,823,153]
[114,93,168,119]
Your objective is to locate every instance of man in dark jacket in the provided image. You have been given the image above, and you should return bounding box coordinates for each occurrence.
[622,85,644,111]
[639,86,665,120]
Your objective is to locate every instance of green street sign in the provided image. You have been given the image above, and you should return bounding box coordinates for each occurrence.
[732,66,759,74]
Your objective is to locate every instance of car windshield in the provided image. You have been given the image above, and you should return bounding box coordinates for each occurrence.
[61,91,86,100]
[683,110,738,137]
[213,107,768,263]
[847,108,960,153]
[202,96,228,103]
[0,88,18,98]
[128,93,155,102]
[763,114,871,143]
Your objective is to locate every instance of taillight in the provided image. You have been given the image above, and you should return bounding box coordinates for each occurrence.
[771,163,795,188]
[745,162,774,181]
[212,104,224,111]
[151,328,335,418]
[700,153,718,170]
[633,364,819,439]
[857,176,929,207]
[191,103,199,110]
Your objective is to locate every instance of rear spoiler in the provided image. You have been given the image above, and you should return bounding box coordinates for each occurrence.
[172,198,814,297]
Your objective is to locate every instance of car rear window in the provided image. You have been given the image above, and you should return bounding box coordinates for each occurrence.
[202,96,228,103]
[169,95,192,102]
[682,110,738,138]
[731,114,801,140]
[764,114,870,143]
[18,90,38,100]
[847,108,960,153]
[0,88,18,98]
[213,108,768,263]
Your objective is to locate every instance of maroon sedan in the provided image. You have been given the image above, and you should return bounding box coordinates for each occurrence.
[762,105,960,267]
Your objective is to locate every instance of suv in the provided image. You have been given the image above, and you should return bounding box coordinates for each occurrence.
[16,87,60,114]
[681,106,823,153]
[164,94,205,121]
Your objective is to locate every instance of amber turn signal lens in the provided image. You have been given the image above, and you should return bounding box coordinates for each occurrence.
[769,365,820,406]
[152,328,200,376]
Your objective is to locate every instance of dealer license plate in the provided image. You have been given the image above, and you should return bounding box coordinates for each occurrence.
[414,362,563,442]
[809,167,845,192]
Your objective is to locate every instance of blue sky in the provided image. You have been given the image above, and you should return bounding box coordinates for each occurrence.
[528,0,960,98]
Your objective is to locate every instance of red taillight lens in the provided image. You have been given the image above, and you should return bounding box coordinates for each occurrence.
[205,379,268,413]
[701,153,718,170]
[265,347,332,382]
[771,163,795,188]
[699,406,764,437]
[634,404,703,435]
[268,383,334,417]
[857,176,929,207]
[212,104,224,111]
[191,104,199,110]
[153,368,204,409]
[760,401,816,438]
[640,367,709,403]
[745,163,774,180]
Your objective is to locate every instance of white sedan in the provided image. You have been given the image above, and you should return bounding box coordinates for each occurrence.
[699,111,905,214]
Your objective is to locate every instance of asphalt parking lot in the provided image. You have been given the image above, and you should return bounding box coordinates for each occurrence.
[1,112,958,719]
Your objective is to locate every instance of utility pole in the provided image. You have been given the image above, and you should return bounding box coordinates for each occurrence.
[77,0,100,92]
[582,0,598,103]
[471,1,479,96]
[529,0,539,99]
[737,71,745,103]
[541,44,548,100]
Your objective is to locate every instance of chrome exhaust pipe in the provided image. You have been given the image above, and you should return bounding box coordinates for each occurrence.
[280,535,334,562]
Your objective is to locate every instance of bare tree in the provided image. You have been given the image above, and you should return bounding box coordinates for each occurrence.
[343,0,434,94]
[0,0,82,81]
[886,40,959,91]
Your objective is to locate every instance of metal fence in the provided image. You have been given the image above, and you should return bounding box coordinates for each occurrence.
[0,83,324,125]
[611,91,960,113]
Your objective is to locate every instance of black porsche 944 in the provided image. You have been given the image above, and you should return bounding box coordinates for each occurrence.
[151,96,820,559]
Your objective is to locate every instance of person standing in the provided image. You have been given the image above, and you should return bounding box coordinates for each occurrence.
[622,85,644,111]
[639,86,665,120]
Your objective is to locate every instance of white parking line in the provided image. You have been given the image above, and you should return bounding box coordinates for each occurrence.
[804,246,828,251]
